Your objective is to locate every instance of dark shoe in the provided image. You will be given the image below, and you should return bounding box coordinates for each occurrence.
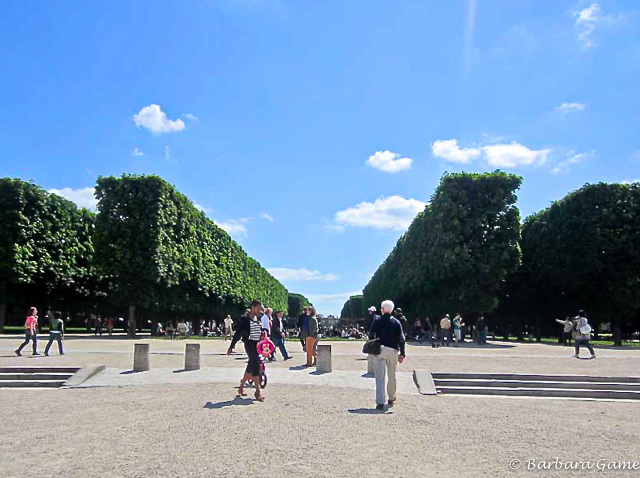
[388,399,396,406]
[375,404,385,411]
[15,350,21,357]
[44,352,49,357]
[284,356,292,361]
[60,353,65,356]
[32,352,41,356]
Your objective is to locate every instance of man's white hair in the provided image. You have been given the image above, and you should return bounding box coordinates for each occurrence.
[381,300,395,314]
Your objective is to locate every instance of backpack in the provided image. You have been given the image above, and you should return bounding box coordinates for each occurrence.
[578,318,591,335]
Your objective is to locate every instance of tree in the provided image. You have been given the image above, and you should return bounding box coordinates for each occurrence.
[288,293,310,318]
[364,171,523,319]
[0,179,97,332]
[94,174,288,336]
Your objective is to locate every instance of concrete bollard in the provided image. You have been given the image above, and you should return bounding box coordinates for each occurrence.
[184,343,201,371]
[367,354,375,375]
[317,344,332,373]
[133,343,150,372]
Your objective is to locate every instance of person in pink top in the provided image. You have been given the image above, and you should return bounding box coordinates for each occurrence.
[15,307,40,356]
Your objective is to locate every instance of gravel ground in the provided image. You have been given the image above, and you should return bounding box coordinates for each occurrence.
[2,336,640,478]
[1,383,640,478]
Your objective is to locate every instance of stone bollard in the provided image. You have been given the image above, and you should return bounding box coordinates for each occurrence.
[184,343,201,371]
[133,343,150,372]
[317,344,332,373]
[367,354,375,375]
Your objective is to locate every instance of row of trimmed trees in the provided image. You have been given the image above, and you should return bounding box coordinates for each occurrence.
[357,172,640,345]
[0,175,297,336]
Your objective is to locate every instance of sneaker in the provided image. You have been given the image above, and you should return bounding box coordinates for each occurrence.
[572,354,579,358]
[375,404,385,411]
[14,350,21,357]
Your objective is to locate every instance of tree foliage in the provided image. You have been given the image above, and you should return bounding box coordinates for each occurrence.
[340,295,364,319]
[287,292,310,318]
[498,182,640,344]
[0,179,99,332]
[363,171,522,319]
[94,174,288,335]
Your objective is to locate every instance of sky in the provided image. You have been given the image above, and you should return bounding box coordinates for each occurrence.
[1,1,639,317]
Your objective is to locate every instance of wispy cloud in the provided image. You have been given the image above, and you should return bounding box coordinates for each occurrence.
[552,150,595,174]
[182,113,199,121]
[462,0,478,73]
[133,104,186,134]
[574,3,623,48]
[621,179,640,185]
[366,150,412,173]
[260,212,274,222]
[268,268,338,282]
[214,218,251,237]
[305,290,363,317]
[432,139,550,168]
[555,102,586,113]
[132,148,144,157]
[194,203,213,215]
[165,146,171,160]
[48,187,97,211]
[334,196,426,231]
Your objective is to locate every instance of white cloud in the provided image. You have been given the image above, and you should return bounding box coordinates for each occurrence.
[482,142,551,168]
[214,218,250,237]
[48,187,97,211]
[432,139,481,164]
[335,196,426,231]
[462,0,478,74]
[132,148,144,157]
[305,290,363,317]
[260,212,274,222]
[165,146,171,160]
[366,150,412,173]
[182,113,199,121]
[268,268,339,282]
[555,102,586,113]
[552,150,595,174]
[621,179,640,185]
[574,3,623,48]
[133,104,186,134]
[194,203,213,215]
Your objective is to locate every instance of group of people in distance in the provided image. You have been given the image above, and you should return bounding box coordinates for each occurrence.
[14,307,65,357]
[555,310,596,359]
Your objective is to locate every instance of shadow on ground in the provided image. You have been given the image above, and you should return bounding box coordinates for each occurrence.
[204,397,253,409]
[348,408,392,415]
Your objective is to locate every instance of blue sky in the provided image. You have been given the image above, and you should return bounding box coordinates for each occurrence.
[1,1,639,316]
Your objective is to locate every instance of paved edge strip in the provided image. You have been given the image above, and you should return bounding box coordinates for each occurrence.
[413,369,437,395]
[63,365,106,387]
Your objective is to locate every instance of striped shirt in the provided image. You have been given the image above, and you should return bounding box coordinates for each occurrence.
[249,319,262,341]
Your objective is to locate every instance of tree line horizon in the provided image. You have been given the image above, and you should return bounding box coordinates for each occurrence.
[0,175,311,336]
[343,171,640,346]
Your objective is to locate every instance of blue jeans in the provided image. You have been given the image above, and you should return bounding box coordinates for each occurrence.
[575,339,595,356]
[272,336,290,360]
[17,331,37,354]
[441,329,452,346]
[45,333,64,355]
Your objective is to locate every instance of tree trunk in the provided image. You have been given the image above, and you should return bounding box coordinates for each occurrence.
[128,305,136,338]
[0,303,6,334]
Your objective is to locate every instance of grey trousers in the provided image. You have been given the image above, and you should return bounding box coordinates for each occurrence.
[374,346,398,405]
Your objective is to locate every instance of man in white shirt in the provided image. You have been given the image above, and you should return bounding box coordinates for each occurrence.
[260,307,271,336]
[223,315,234,340]
[440,314,452,347]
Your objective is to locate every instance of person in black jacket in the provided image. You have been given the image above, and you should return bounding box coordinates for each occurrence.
[227,300,266,402]
[270,310,291,361]
[369,300,406,411]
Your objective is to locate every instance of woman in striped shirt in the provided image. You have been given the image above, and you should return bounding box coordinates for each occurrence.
[227,300,266,401]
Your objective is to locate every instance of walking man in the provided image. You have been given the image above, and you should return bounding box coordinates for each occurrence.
[369,300,406,411]
[574,310,596,359]
[16,307,40,356]
[440,314,452,347]
[305,307,318,367]
[270,310,291,361]
[298,307,309,352]
[555,317,574,346]
[45,311,65,356]
[223,315,234,340]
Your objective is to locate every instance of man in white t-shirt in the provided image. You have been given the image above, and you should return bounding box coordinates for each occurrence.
[440,314,452,347]
[260,307,271,336]
[223,315,234,340]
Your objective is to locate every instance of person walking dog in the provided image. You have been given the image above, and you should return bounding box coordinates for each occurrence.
[369,300,406,411]
[15,307,40,356]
